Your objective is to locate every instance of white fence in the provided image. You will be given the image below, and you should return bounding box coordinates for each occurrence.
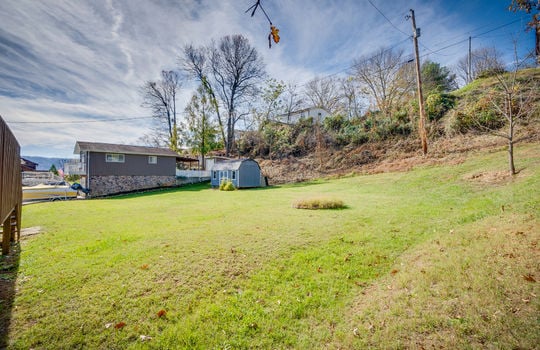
[176,170,211,178]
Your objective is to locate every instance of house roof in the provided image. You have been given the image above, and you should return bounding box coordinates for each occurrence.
[211,159,259,171]
[74,141,182,158]
[20,157,38,166]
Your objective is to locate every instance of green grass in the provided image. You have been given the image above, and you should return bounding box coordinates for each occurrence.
[9,143,540,349]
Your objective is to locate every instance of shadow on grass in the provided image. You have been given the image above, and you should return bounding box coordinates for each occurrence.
[0,243,20,348]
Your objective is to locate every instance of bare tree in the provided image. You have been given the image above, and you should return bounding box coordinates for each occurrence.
[141,70,182,152]
[351,48,413,118]
[456,47,506,84]
[340,77,364,119]
[471,48,539,175]
[281,82,304,123]
[182,35,266,156]
[303,77,342,114]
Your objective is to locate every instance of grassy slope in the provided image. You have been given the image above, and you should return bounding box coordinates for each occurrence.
[10,143,539,349]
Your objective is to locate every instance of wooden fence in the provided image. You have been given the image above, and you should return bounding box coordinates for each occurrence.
[0,116,22,255]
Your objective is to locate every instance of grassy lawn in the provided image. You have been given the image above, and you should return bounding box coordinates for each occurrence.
[6,143,539,349]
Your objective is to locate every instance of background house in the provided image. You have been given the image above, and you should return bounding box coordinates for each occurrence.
[210,159,263,188]
[276,107,330,124]
[20,157,38,172]
[73,141,182,197]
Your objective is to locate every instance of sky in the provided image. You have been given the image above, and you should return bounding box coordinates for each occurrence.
[0,0,535,158]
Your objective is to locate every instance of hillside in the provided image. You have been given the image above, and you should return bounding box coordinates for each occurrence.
[258,68,540,184]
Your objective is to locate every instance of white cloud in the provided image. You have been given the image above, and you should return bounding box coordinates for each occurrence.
[0,0,533,157]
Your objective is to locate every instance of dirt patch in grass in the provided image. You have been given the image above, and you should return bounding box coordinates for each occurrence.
[334,213,540,349]
[20,227,42,238]
[463,170,514,185]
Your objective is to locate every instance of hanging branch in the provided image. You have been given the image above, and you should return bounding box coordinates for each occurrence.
[245,0,280,48]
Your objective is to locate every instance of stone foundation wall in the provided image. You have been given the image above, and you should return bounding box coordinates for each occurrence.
[89,175,176,197]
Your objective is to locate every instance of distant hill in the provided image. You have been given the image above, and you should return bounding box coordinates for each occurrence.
[21,156,73,171]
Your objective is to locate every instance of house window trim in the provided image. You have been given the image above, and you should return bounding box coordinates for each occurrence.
[148,155,157,164]
[106,153,125,163]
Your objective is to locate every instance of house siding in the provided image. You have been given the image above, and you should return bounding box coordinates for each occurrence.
[238,161,261,188]
[88,152,175,176]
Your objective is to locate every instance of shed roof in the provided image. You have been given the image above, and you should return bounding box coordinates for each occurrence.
[74,141,183,158]
[211,159,259,171]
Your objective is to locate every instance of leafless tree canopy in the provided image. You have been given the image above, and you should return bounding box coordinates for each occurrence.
[351,48,413,118]
[141,70,182,151]
[182,35,266,156]
[303,77,342,114]
[339,77,364,119]
[456,47,506,85]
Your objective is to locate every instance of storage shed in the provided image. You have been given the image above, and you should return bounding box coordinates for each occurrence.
[211,159,262,188]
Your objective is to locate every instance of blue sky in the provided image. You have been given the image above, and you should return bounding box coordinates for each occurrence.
[0,0,535,158]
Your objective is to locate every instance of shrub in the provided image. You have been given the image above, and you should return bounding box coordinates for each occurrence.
[323,114,347,132]
[446,94,504,134]
[425,93,456,121]
[292,197,346,210]
[219,179,236,191]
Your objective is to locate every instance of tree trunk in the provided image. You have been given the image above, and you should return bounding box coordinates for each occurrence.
[508,140,516,175]
[226,115,233,157]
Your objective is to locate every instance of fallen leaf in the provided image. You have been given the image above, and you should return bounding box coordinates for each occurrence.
[105,323,113,329]
[390,269,399,275]
[352,327,359,336]
[157,309,167,318]
[140,264,149,270]
[114,322,126,329]
[140,335,152,341]
[317,266,322,273]
[523,273,536,282]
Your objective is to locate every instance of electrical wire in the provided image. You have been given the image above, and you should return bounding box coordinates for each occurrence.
[7,116,153,124]
[367,0,410,37]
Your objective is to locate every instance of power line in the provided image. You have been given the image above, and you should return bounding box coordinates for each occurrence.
[7,116,153,124]
[293,14,525,90]
[367,0,410,37]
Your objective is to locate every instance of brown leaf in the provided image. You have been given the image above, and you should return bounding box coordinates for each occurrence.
[114,322,126,329]
[523,273,536,282]
[317,266,322,273]
[157,309,167,318]
[390,269,399,275]
[140,264,149,270]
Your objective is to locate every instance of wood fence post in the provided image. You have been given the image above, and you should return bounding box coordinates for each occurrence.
[2,218,11,255]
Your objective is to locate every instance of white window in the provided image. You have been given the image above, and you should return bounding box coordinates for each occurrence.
[106,153,125,163]
[148,156,157,164]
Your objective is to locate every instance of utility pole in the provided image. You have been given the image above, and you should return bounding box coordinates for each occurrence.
[409,9,428,155]
[468,36,472,83]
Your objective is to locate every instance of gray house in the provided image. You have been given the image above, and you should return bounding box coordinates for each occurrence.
[74,141,181,197]
[211,159,263,188]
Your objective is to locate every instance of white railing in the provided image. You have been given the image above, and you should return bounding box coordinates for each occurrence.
[64,161,86,175]
[176,170,211,178]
